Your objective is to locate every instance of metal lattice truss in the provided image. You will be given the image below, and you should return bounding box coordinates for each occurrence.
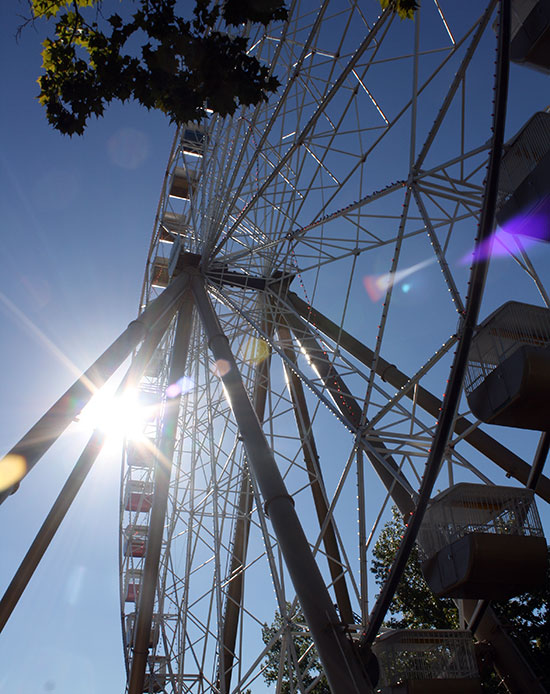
[119,2,549,693]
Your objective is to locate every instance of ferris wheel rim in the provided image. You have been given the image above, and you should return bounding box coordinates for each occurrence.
[120,1,549,692]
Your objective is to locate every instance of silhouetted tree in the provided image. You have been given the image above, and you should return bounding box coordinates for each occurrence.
[371,506,459,629]
[261,603,329,693]
[379,0,419,20]
[262,507,549,692]
[26,0,421,135]
[27,0,287,135]
[372,506,550,691]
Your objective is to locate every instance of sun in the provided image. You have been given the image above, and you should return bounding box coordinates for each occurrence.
[76,385,151,444]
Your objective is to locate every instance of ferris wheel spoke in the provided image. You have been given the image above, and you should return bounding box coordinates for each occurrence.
[108,1,550,691]
[276,318,355,623]
[278,304,418,511]
[203,0,334,257]
[220,330,273,692]
[415,1,497,172]
[412,186,466,314]
[286,290,550,500]
[211,10,392,258]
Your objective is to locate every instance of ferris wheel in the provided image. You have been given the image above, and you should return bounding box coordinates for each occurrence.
[117,1,550,691]
[2,1,550,693]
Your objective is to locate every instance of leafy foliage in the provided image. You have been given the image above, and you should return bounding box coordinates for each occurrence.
[371,506,459,629]
[378,0,419,20]
[261,604,329,693]
[29,0,287,135]
[373,506,550,691]
[261,508,549,692]
[492,561,550,689]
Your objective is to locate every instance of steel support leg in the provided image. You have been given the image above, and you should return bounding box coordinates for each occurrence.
[191,275,372,694]
[274,291,545,690]
[0,270,192,504]
[128,289,195,694]
[0,319,169,632]
[219,308,272,693]
[528,432,550,490]
[286,291,550,503]
[276,318,354,626]
[463,601,546,693]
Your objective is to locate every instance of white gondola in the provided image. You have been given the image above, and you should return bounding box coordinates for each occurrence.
[144,350,164,379]
[465,301,550,430]
[497,111,550,242]
[123,524,148,557]
[418,483,547,599]
[143,656,168,693]
[169,166,197,200]
[510,0,550,72]
[126,439,156,468]
[137,389,160,422]
[159,211,193,243]
[125,613,160,649]
[150,255,170,288]
[124,569,143,603]
[372,630,481,693]
[124,480,154,513]
[181,123,207,155]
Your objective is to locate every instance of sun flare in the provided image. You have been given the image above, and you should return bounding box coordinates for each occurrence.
[76,386,151,443]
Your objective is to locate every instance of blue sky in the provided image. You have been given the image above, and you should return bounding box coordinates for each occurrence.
[1,2,550,693]
[0,3,172,691]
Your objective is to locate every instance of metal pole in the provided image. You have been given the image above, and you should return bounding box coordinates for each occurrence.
[286,291,550,502]
[220,313,272,693]
[527,432,550,490]
[128,289,195,694]
[191,275,373,694]
[0,270,191,504]
[280,306,416,516]
[276,318,355,626]
[0,321,168,633]
[0,432,104,633]
[363,0,511,644]
[462,600,546,693]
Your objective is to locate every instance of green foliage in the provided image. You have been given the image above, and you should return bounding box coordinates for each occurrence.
[373,506,550,691]
[261,604,329,693]
[32,0,95,20]
[371,506,459,629]
[29,0,287,135]
[378,0,419,20]
[261,508,549,692]
[492,560,550,690]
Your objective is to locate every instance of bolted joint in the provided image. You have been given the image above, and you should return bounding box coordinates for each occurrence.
[354,640,380,690]
[263,493,295,517]
[127,318,149,342]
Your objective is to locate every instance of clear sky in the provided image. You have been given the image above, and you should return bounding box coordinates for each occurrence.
[1,2,549,693]
[0,3,173,691]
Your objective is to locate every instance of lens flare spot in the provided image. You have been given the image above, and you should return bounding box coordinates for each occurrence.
[212,359,231,377]
[66,565,86,606]
[242,336,270,364]
[462,214,546,266]
[107,128,150,170]
[166,376,194,398]
[363,258,435,302]
[0,454,26,492]
[402,283,411,293]
[77,388,147,441]
[502,198,550,243]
